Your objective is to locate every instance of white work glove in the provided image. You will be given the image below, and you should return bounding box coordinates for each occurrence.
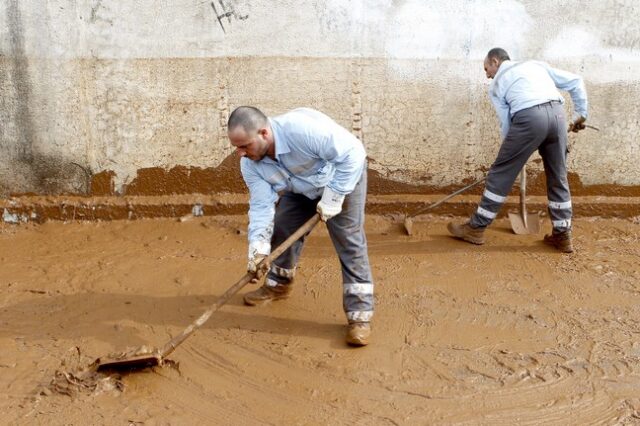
[248,240,270,283]
[568,115,586,133]
[316,186,345,222]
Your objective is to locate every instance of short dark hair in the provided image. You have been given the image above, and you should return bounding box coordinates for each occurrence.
[486,47,510,62]
[228,106,268,133]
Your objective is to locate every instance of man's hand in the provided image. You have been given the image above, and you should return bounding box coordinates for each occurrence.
[248,241,270,283]
[568,116,586,133]
[316,187,345,222]
[247,254,270,283]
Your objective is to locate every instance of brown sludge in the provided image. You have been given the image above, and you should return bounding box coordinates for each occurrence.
[1,215,640,424]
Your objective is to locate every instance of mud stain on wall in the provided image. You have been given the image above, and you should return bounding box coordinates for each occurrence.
[91,154,245,196]
[89,154,640,199]
[90,170,116,196]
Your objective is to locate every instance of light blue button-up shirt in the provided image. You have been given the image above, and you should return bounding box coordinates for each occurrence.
[489,60,588,139]
[240,108,366,248]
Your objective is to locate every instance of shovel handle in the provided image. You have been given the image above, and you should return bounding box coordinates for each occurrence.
[159,214,321,359]
[520,167,528,228]
[408,176,486,218]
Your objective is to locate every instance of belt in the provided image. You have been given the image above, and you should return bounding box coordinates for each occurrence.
[537,100,562,108]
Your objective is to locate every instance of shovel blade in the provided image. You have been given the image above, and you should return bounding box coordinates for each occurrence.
[96,349,162,371]
[508,212,541,235]
[403,217,413,235]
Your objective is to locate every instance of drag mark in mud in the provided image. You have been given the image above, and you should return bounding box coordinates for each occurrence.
[210,0,248,34]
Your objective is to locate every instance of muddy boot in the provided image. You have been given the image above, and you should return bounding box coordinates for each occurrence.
[243,281,292,306]
[447,221,486,245]
[346,322,371,346]
[543,230,574,253]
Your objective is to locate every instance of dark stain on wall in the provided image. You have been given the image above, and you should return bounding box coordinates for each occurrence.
[1,1,92,197]
[4,153,92,197]
[7,0,35,162]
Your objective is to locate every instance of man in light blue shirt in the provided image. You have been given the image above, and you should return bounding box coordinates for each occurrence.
[227,106,374,346]
[448,47,589,252]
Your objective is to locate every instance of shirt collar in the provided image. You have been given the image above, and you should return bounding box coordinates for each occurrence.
[493,59,514,81]
[269,117,291,158]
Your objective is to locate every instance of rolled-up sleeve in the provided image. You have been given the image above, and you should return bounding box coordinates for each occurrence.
[302,129,366,195]
[240,158,278,249]
[321,138,365,195]
[490,89,511,140]
[545,64,588,119]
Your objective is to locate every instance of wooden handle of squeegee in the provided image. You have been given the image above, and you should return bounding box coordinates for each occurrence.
[409,176,486,218]
[520,167,528,228]
[159,214,321,358]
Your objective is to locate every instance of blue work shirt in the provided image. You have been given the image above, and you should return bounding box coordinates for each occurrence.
[489,60,588,139]
[240,108,366,248]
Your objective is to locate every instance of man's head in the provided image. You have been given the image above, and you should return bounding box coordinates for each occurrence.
[227,106,274,161]
[483,47,510,79]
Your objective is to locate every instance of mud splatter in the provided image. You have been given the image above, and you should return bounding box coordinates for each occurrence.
[47,348,124,397]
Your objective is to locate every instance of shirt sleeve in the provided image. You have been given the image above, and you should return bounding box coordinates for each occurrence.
[320,135,366,195]
[543,63,588,119]
[490,88,511,140]
[240,158,278,249]
[300,127,366,196]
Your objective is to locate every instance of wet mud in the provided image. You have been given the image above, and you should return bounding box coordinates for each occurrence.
[0,215,639,424]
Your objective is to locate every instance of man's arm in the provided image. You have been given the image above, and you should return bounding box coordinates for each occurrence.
[307,129,366,196]
[297,120,366,222]
[543,63,588,120]
[490,90,511,140]
[240,159,278,256]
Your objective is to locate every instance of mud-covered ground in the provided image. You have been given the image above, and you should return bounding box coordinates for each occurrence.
[1,214,639,425]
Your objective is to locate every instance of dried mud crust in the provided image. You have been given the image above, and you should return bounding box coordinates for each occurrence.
[0,215,639,424]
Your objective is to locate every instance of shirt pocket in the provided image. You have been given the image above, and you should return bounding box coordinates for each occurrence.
[311,161,333,186]
[265,167,292,192]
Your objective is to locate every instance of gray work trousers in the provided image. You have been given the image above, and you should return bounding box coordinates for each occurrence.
[265,170,374,323]
[470,101,573,232]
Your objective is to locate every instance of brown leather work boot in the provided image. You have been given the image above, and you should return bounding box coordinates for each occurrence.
[243,282,292,306]
[447,221,486,245]
[543,231,574,253]
[346,322,371,346]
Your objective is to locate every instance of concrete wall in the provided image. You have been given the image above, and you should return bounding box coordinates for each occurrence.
[1,0,639,197]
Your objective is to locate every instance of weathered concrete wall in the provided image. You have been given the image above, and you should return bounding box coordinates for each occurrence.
[1,0,639,197]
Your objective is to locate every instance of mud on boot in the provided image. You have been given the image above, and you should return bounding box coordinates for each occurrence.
[346,322,371,346]
[447,221,486,245]
[243,280,293,306]
[543,230,574,253]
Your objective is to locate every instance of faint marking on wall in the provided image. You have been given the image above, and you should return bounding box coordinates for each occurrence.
[210,0,248,34]
[89,0,103,23]
[350,60,363,143]
[217,74,229,146]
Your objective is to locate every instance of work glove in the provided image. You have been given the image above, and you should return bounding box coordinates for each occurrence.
[247,240,270,283]
[316,186,345,222]
[568,115,586,133]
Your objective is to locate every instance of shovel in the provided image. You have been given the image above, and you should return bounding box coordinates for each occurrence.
[96,214,321,371]
[508,167,540,234]
[403,177,486,235]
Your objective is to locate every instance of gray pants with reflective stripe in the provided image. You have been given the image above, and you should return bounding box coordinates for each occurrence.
[470,101,572,232]
[266,170,374,323]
